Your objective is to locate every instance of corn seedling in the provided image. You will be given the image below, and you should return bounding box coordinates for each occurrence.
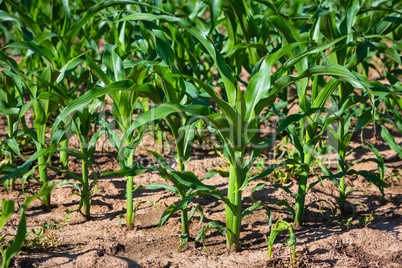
[58,99,104,219]
[116,8,391,249]
[0,0,400,264]
[267,220,296,266]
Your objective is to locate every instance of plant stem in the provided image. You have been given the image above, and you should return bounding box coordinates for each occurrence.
[225,166,235,249]
[294,154,312,228]
[338,119,346,214]
[176,131,190,242]
[157,128,163,154]
[6,116,15,189]
[81,158,90,218]
[6,116,14,163]
[232,183,242,251]
[289,227,296,266]
[180,198,190,241]
[167,116,190,242]
[268,245,273,259]
[339,174,346,214]
[226,151,243,251]
[59,139,68,169]
[126,154,134,230]
[38,124,50,210]
[81,137,90,219]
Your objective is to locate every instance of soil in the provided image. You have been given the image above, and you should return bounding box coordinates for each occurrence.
[1,114,402,268]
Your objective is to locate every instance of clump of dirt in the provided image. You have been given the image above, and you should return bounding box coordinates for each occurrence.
[266,248,311,268]
[334,239,402,267]
[72,240,126,267]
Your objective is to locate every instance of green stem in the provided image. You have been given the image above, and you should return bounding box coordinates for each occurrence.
[126,154,134,230]
[119,113,136,230]
[167,116,190,243]
[177,134,190,243]
[177,143,189,240]
[339,174,345,214]
[289,227,296,266]
[81,137,90,219]
[38,124,50,211]
[268,245,273,259]
[180,197,190,242]
[59,140,68,170]
[294,154,312,228]
[225,167,235,249]
[226,151,243,251]
[6,116,15,189]
[157,128,163,153]
[6,115,14,162]
[338,119,346,215]
[232,183,242,251]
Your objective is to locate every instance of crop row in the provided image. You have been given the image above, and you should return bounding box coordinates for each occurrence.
[0,0,401,267]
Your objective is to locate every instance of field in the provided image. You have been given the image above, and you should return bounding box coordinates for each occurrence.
[0,1,401,267]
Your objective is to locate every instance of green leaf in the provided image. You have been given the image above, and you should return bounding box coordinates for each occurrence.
[5,41,56,62]
[0,107,19,115]
[241,202,270,217]
[174,74,238,124]
[171,171,215,191]
[269,65,369,104]
[64,0,164,49]
[52,80,135,135]
[86,54,112,85]
[0,199,14,230]
[381,126,402,158]
[195,221,230,253]
[0,148,96,183]
[104,44,126,81]
[102,164,151,177]
[120,102,211,152]
[56,53,86,84]
[158,194,195,229]
[118,12,237,105]
[375,13,402,35]
[133,183,176,194]
[270,15,308,91]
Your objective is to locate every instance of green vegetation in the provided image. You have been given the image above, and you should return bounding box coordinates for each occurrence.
[0,0,401,266]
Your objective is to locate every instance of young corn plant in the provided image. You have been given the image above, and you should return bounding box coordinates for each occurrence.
[130,151,232,250]
[105,12,224,244]
[0,70,26,190]
[1,0,399,258]
[2,51,104,218]
[115,11,375,250]
[267,220,296,265]
[52,47,160,229]
[1,0,154,170]
[98,17,230,245]
[0,50,66,210]
[0,0,96,208]
[59,99,104,219]
[243,58,369,231]
[263,5,398,225]
[97,44,146,228]
[308,2,400,215]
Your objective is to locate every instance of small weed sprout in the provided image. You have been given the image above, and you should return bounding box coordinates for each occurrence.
[24,209,72,250]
